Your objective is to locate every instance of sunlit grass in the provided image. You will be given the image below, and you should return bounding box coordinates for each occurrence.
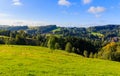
[91,32,104,37]
[0,45,120,76]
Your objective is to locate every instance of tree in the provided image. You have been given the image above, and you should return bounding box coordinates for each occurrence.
[55,43,60,50]
[83,50,88,57]
[65,42,72,53]
[19,30,26,38]
[15,34,26,45]
[72,47,76,53]
[89,52,93,58]
[98,42,117,60]
[47,35,56,50]
[94,53,98,58]
[112,52,120,61]
[10,32,14,38]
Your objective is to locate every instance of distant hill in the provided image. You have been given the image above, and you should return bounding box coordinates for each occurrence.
[0,25,28,31]
[87,25,120,32]
[0,24,120,41]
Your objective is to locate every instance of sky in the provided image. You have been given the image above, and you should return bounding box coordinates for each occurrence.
[0,0,120,27]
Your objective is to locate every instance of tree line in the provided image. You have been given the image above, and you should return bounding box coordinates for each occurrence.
[0,30,101,56]
[0,25,120,62]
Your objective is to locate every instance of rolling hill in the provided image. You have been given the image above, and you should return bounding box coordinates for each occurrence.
[0,45,120,76]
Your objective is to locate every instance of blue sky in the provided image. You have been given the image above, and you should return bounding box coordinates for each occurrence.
[0,0,120,27]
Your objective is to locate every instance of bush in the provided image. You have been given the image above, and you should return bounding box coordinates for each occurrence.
[55,43,60,49]
[83,50,88,57]
[65,42,72,53]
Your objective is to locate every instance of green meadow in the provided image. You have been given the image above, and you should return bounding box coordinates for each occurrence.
[91,32,104,37]
[0,45,120,76]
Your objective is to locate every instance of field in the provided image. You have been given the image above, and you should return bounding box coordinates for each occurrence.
[0,35,9,39]
[52,28,61,33]
[0,45,120,76]
[91,32,104,37]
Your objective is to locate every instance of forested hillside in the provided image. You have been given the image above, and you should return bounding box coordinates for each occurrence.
[0,24,120,61]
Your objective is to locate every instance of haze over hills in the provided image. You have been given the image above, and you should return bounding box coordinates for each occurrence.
[0,24,119,39]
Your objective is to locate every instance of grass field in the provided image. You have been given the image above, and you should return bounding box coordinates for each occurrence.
[0,35,9,39]
[52,28,61,33]
[46,34,63,38]
[0,45,120,76]
[91,32,104,37]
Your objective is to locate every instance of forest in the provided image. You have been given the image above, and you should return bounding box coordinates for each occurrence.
[0,24,120,61]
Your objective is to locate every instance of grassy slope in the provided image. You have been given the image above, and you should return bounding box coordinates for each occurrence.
[0,45,120,76]
[0,35,9,38]
[52,28,61,33]
[91,32,104,37]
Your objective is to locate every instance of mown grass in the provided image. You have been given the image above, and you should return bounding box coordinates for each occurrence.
[0,45,120,76]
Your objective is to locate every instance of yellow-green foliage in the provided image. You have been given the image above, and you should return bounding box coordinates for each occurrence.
[98,42,119,60]
[0,45,120,76]
[117,43,120,52]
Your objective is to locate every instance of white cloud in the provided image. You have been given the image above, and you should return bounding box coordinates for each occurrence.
[58,0,71,7]
[83,0,92,4]
[12,0,22,6]
[88,6,106,14]
[88,6,106,18]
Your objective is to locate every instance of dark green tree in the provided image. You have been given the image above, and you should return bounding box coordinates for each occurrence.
[89,52,93,58]
[72,47,76,53]
[55,43,60,50]
[83,50,88,57]
[47,35,56,50]
[65,42,72,53]
[15,34,26,45]
[94,53,98,58]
